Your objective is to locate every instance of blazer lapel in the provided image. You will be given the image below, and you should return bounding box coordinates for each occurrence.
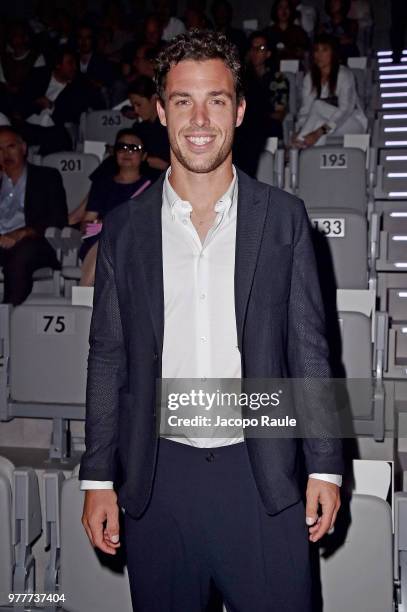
[129,175,165,355]
[234,169,269,350]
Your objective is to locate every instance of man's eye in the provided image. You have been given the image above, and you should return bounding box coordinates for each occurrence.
[175,99,189,106]
[211,99,225,105]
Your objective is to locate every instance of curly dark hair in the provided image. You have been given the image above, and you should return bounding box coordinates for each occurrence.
[154,29,244,102]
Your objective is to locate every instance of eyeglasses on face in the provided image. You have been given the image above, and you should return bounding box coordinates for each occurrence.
[251,44,268,52]
[115,142,144,153]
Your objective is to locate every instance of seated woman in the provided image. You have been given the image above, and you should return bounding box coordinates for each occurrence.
[79,128,151,286]
[75,74,169,228]
[293,33,367,148]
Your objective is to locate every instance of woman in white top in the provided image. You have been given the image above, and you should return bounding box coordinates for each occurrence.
[293,33,367,147]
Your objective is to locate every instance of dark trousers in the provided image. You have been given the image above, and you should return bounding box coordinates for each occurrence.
[123,438,311,612]
[0,237,59,305]
[391,0,407,62]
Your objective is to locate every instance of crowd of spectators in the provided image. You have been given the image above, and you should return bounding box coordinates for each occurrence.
[0,0,374,299]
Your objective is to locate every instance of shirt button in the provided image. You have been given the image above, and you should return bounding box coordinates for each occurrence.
[182,219,187,225]
[200,336,207,342]
[200,293,206,300]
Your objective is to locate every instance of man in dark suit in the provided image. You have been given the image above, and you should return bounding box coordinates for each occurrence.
[80,30,343,612]
[17,45,92,155]
[0,126,67,305]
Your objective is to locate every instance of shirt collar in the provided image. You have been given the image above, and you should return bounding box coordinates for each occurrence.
[163,165,238,220]
[1,166,27,189]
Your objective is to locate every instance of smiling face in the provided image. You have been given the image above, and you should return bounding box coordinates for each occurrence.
[156,58,245,174]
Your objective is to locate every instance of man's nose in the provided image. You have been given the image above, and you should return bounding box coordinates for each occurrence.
[191,103,210,128]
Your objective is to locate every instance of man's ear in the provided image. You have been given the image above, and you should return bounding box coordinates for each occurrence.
[156,97,167,126]
[235,97,246,128]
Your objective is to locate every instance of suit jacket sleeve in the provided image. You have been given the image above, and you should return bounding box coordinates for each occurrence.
[79,219,127,481]
[287,200,344,476]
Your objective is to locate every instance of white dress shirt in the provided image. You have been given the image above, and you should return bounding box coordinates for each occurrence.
[81,167,341,489]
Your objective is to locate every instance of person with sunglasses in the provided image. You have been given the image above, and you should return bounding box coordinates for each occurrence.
[78,128,151,286]
[234,30,288,176]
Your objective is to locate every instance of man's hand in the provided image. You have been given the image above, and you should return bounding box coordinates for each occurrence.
[35,96,53,110]
[0,228,36,249]
[305,478,341,543]
[82,489,121,555]
[0,234,17,249]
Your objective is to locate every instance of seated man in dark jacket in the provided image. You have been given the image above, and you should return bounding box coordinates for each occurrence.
[16,45,92,155]
[0,126,68,305]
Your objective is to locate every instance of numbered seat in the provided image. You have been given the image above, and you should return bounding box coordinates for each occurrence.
[320,494,393,612]
[80,110,134,145]
[0,303,91,459]
[308,208,369,288]
[9,304,91,405]
[290,147,367,213]
[42,152,100,213]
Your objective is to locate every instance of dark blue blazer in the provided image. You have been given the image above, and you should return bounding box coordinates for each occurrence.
[79,168,343,518]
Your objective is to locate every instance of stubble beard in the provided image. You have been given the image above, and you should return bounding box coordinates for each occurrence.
[169,129,235,174]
